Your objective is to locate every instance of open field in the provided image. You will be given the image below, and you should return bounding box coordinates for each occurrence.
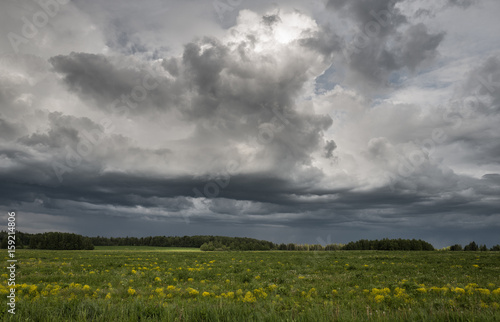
[2,249,500,321]
[94,246,201,252]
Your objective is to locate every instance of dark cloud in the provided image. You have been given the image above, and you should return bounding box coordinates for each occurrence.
[414,9,433,18]
[322,0,445,88]
[327,0,407,35]
[397,23,445,71]
[324,139,337,158]
[434,55,500,170]
[18,112,95,148]
[262,14,282,26]
[49,53,154,106]
[299,25,343,57]
[0,118,22,141]
[2,155,499,247]
[460,55,500,114]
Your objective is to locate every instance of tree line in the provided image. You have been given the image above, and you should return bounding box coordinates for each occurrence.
[275,243,344,251]
[448,241,500,251]
[2,231,499,252]
[270,239,434,251]
[0,231,94,250]
[0,231,30,249]
[90,236,437,251]
[341,238,435,251]
[90,235,276,251]
[201,238,436,251]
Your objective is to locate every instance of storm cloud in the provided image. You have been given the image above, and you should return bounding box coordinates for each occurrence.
[0,0,499,247]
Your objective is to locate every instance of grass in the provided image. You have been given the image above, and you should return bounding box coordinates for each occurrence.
[2,249,500,321]
[94,246,200,252]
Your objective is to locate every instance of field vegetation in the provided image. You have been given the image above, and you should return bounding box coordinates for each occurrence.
[2,249,500,321]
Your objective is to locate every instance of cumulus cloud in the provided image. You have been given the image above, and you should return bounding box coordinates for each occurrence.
[47,10,334,178]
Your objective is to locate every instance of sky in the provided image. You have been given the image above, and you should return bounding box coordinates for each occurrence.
[1,0,499,248]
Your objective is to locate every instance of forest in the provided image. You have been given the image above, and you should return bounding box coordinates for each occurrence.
[1,231,499,251]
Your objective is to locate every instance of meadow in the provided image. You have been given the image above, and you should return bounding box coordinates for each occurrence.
[93,246,201,252]
[2,249,500,321]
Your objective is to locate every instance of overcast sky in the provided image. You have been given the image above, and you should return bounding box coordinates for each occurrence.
[1,0,499,248]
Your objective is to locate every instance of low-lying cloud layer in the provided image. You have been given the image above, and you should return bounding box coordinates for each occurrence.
[1,0,499,247]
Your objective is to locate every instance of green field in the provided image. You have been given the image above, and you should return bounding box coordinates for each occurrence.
[2,249,500,321]
[94,246,200,252]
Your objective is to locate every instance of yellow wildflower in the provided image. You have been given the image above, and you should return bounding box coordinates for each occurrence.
[477,288,491,295]
[268,284,278,291]
[394,287,406,298]
[242,291,256,303]
[187,288,199,296]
